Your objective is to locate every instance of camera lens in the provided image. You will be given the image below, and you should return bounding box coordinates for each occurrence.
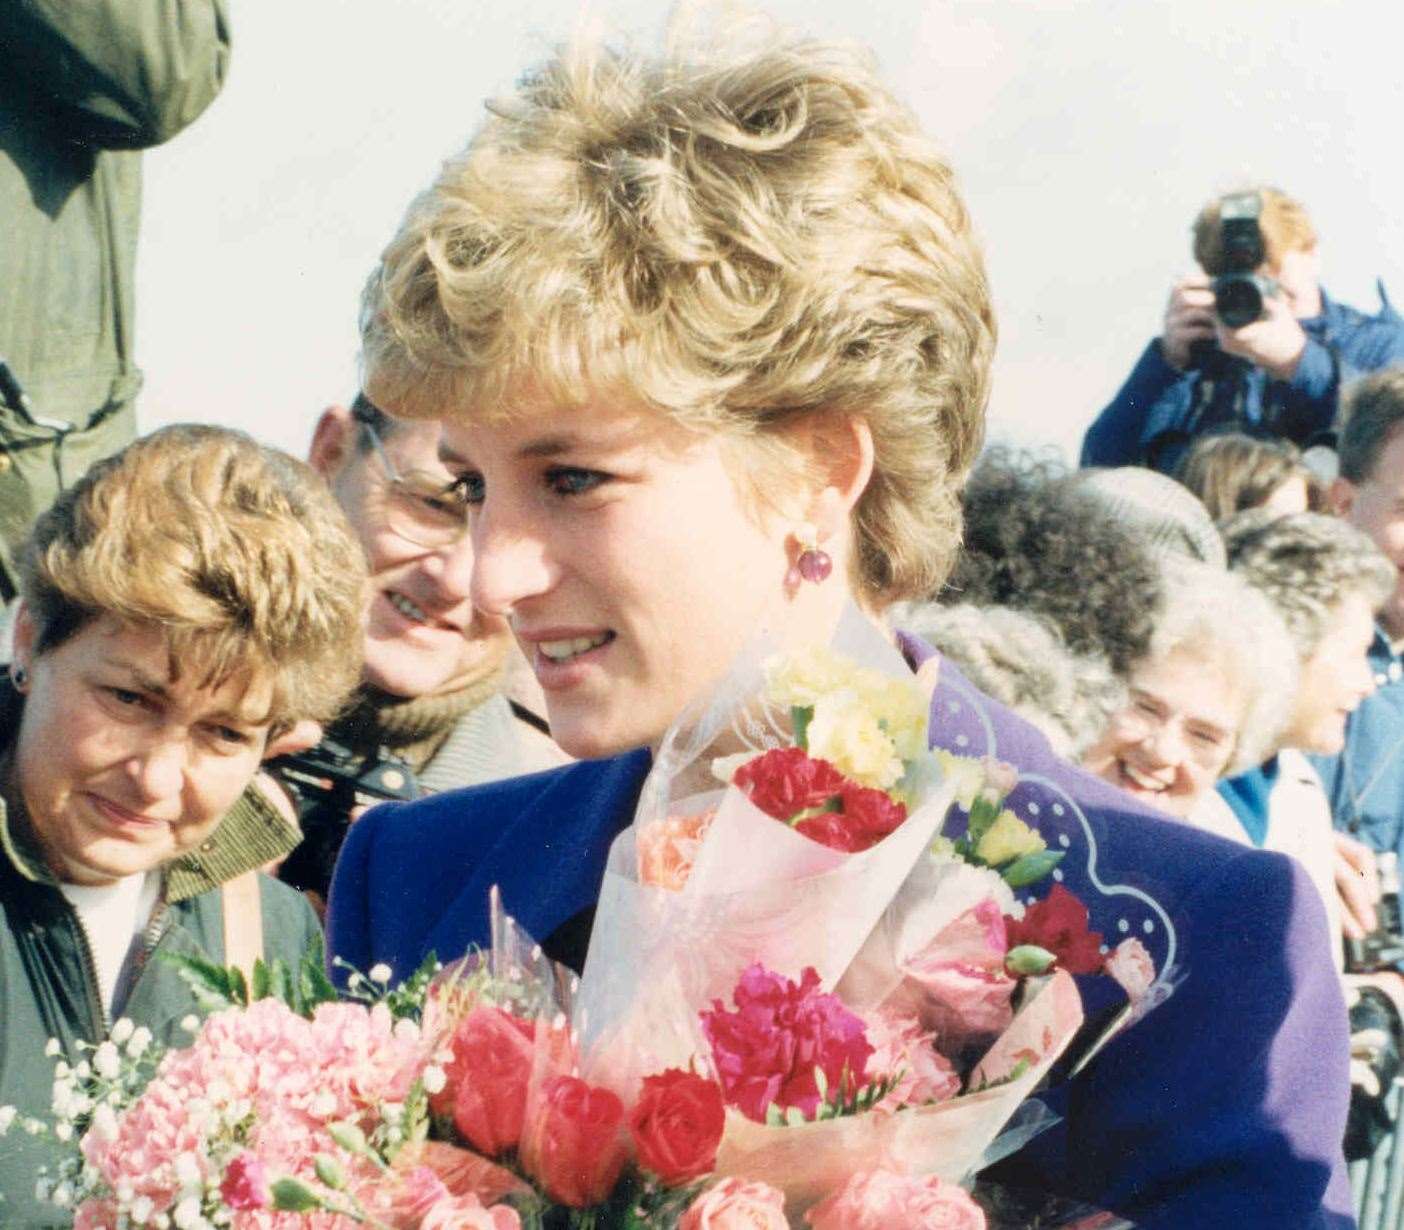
[1214,275,1265,328]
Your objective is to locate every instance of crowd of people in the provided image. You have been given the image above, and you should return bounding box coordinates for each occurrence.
[4,6,1404,1230]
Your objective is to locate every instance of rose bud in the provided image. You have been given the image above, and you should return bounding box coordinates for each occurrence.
[437,1006,536,1157]
[520,1075,627,1208]
[629,1069,726,1185]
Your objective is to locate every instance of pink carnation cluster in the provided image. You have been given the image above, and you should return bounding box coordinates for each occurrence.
[78,998,432,1228]
[700,964,874,1122]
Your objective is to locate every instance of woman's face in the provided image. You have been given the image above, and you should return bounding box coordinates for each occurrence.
[1258,474,1310,517]
[1082,646,1243,819]
[1283,592,1376,754]
[12,613,286,885]
[437,390,838,758]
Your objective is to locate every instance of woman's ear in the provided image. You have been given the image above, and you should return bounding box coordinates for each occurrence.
[262,719,323,762]
[10,600,35,677]
[805,415,875,540]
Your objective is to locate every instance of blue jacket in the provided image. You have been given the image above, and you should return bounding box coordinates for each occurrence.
[328,648,1353,1229]
[1310,627,1404,860]
[1080,286,1404,474]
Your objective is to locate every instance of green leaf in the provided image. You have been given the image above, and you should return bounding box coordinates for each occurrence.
[227,966,250,1007]
[250,959,271,1002]
[1002,849,1064,888]
[160,952,241,1013]
[270,1178,323,1212]
[299,940,338,1014]
[268,958,292,1006]
[1005,944,1058,976]
[792,705,814,751]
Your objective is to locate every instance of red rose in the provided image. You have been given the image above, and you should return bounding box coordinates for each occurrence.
[629,1069,726,1185]
[520,1075,628,1208]
[220,1152,271,1211]
[1005,885,1105,975]
[434,1006,536,1157]
[733,748,847,821]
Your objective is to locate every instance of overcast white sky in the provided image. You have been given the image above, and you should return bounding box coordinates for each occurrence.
[136,1,1404,464]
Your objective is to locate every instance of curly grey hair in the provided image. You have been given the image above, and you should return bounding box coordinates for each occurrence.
[894,601,1126,758]
[1148,556,1298,774]
[1220,510,1394,659]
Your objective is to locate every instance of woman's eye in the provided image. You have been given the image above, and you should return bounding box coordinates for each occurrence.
[106,687,145,708]
[449,472,485,505]
[1190,727,1223,747]
[545,467,607,497]
[209,725,252,748]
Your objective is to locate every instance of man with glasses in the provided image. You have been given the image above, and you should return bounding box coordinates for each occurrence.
[271,394,566,912]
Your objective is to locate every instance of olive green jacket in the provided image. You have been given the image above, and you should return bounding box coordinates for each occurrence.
[0,1,231,594]
[0,788,318,1227]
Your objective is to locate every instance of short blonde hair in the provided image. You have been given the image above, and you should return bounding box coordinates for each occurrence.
[1192,186,1316,276]
[21,425,367,731]
[362,22,995,602]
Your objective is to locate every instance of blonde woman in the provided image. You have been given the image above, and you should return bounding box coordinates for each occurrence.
[330,22,1352,1226]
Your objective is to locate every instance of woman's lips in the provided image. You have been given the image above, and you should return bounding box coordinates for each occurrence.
[527,630,616,689]
[86,793,165,835]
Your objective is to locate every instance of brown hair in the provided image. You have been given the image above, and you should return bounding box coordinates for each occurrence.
[1176,432,1318,520]
[21,424,367,731]
[1339,367,1404,484]
[361,22,995,603]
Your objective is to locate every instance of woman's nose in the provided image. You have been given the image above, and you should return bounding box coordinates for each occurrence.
[125,738,186,803]
[1142,721,1186,768]
[469,501,555,618]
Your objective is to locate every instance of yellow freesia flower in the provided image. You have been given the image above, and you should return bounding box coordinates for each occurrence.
[976,809,1047,866]
[934,749,984,811]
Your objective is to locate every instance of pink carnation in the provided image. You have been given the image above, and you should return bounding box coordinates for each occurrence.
[221,1152,272,1211]
[898,900,1016,1048]
[680,1177,789,1229]
[862,1009,961,1110]
[419,1193,521,1229]
[637,809,716,890]
[1105,937,1155,1008]
[700,964,873,1122]
[805,1170,986,1229]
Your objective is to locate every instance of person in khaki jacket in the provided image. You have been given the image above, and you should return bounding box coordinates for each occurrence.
[0,424,366,1227]
[0,1,231,595]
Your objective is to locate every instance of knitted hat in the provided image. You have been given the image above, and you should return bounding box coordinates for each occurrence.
[1073,466,1226,567]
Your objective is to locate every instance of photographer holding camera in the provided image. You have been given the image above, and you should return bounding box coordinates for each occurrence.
[270,394,568,914]
[1082,187,1404,475]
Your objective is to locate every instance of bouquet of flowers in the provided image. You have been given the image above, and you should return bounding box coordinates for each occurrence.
[12,610,1154,1228]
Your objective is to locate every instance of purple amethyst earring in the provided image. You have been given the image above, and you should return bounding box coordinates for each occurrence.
[788,523,833,586]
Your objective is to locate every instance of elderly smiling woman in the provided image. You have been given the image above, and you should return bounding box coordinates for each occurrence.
[329,23,1354,1228]
[0,425,366,1224]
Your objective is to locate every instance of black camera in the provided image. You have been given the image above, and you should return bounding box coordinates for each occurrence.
[1345,851,1404,973]
[1211,191,1279,328]
[269,736,421,901]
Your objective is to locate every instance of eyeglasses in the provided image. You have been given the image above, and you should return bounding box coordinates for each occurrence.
[355,406,471,550]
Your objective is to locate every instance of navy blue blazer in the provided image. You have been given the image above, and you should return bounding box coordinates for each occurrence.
[328,653,1353,1229]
